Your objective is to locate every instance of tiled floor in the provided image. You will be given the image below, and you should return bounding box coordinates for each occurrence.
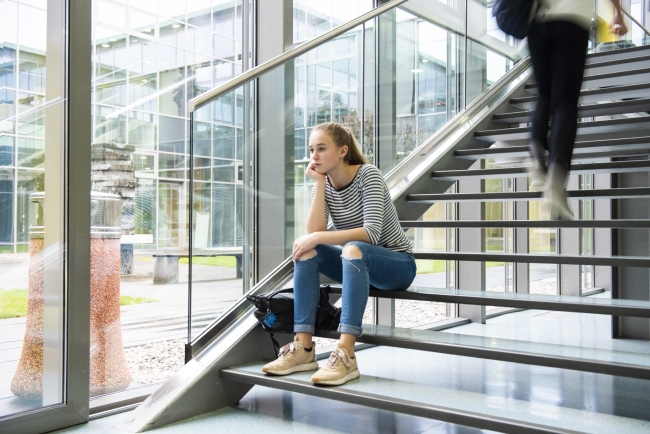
[51,301,650,434]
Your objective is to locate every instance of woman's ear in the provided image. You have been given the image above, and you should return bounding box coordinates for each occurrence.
[340,145,349,159]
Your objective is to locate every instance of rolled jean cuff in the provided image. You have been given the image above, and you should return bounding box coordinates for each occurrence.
[294,324,316,334]
[338,323,363,337]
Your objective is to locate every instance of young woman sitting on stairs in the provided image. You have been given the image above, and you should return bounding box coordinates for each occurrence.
[262,122,416,386]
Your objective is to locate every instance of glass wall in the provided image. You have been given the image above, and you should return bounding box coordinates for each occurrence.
[0,0,68,420]
[89,0,245,397]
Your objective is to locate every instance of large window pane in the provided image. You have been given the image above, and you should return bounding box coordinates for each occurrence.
[2,0,66,420]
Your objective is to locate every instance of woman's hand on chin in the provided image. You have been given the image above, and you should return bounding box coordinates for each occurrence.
[292,233,319,262]
[305,162,326,184]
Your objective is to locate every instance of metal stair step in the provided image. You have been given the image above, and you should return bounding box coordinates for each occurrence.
[314,324,650,379]
[493,98,650,124]
[585,45,650,64]
[400,219,650,229]
[511,83,650,109]
[526,68,650,93]
[407,187,650,203]
[455,137,650,160]
[222,362,650,434]
[474,117,650,143]
[413,251,650,268]
[431,160,650,180]
[584,54,650,76]
[329,286,650,319]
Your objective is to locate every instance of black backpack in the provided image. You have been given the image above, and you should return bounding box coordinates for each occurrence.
[247,284,341,353]
[492,0,540,39]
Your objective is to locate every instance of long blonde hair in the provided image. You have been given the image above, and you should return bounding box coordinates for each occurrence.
[313,122,367,165]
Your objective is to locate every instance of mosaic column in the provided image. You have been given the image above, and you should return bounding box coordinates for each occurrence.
[89,192,132,396]
[11,192,132,400]
[10,194,46,401]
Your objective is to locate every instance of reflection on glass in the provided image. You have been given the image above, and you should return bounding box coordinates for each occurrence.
[2,0,66,419]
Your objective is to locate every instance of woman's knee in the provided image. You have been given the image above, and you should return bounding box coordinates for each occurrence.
[342,244,363,259]
[297,249,317,261]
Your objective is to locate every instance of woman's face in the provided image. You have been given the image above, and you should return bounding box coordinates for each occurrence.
[308,130,347,174]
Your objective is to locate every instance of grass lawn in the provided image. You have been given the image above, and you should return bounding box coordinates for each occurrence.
[179,256,237,268]
[416,260,505,274]
[0,290,160,319]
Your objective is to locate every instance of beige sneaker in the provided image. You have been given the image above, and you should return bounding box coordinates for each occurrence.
[261,336,318,375]
[310,345,360,386]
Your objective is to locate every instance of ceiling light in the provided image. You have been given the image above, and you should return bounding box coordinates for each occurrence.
[140,156,147,159]
[144,29,152,33]
[141,79,149,83]
[110,38,117,42]
[102,43,110,48]
[172,24,181,29]
[411,69,423,73]
[320,83,331,87]
[422,59,428,63]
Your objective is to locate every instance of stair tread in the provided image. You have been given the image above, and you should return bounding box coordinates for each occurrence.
[223,361,650,434]
[431,160,650,180]
[494,98,650,123]
[456,137,650,160]
[525,67,650,93]
[475,116,650,139]
[512,83,650,106]
[336,323,650,369]
[407,187,650,202]
[400,219,650,229]
[413,251,650,268]
[330,285,650,315]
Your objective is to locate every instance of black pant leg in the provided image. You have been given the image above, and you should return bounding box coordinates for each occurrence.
[547,22,590,172]
[528,23,554,150]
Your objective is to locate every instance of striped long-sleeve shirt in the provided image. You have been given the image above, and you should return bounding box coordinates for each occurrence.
[312,164,413,253]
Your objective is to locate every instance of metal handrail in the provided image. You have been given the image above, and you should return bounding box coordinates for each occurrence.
[187,0,409,112]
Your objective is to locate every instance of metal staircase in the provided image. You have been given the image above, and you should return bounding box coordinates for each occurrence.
[115,2,650,432]
[212,45,650,433]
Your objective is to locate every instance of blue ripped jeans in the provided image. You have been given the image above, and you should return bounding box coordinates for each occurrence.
[293,242,417,336]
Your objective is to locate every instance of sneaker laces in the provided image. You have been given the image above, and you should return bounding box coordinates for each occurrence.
[278,342,298,358]
[325,348,351,369]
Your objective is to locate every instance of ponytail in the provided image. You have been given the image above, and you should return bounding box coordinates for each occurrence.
[313,122,367,165]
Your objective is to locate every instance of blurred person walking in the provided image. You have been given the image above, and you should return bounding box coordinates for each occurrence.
[527,0,627,219]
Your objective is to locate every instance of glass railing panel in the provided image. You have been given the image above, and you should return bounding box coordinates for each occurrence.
[86,0,247,400]
[374,2,467,174]
[187,0,545,344]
